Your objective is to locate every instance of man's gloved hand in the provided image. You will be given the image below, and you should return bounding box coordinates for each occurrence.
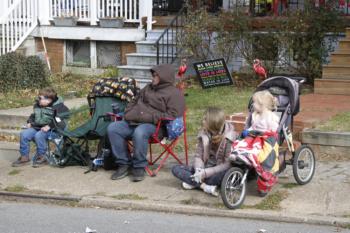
[191,168,204,184]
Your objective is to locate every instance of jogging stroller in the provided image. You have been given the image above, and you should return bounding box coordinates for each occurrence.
[221,76,316,209]
[44,77,139,168]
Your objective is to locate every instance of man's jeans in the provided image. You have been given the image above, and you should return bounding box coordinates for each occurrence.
[19,128,57,157]
[172,165,228,188]
[107,120,156,168]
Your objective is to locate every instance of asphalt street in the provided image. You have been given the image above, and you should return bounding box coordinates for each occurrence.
[0,201,348,233]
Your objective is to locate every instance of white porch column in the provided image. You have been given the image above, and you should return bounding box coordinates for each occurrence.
[146,0,153,31]
[90,40,97,69]
[38,0,50,25]
[90,0,98,26]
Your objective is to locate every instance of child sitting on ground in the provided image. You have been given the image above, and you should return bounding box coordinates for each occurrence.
[231,90,280,196]
[172,107,236,196]
[12,87,70,167]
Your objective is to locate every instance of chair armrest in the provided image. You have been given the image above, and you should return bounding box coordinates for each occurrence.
[106,112,123,121]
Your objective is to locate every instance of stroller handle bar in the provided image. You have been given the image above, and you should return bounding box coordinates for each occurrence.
[288,76,306,84]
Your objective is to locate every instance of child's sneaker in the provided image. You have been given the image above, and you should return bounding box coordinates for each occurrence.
[202,184,219,197]
[182,182,195,190]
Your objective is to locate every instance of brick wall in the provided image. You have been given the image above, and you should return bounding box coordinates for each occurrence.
[35,38,64,73]
[120,42,136,65]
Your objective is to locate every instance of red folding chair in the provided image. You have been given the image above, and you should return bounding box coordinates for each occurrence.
[107,110,189,177]
[145,110,188,176]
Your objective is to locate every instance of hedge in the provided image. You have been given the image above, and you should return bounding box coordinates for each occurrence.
[0,52,49,92]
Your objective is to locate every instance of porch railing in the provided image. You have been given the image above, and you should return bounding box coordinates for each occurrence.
[155,6,186,65]
[0,0,38,56]
[49,0,141,23]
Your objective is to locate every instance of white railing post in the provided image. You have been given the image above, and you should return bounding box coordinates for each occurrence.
[38,0,50,25]
[0,1,9,21]
[90,0,97,25]
[139,0,152,31]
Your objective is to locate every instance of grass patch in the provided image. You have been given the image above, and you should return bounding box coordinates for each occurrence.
[317,111,350,132]
[0,72,98,110]
[246,190,289,210]
[8,169,21,176]
[4,184,27,192]
[111,193,147,200]
[281,183,299,189]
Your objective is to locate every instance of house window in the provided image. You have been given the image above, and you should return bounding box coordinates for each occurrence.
[96,42,122,68]
[66,40,90,67]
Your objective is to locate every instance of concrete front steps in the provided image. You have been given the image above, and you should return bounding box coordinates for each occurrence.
[118,29,178,87]
[315,27,350,95]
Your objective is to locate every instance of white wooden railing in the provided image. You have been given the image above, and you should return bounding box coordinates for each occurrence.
[0,0,39,56]
[49,0,151,24]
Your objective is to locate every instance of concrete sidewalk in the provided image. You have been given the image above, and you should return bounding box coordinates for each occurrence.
[0,145,349,228]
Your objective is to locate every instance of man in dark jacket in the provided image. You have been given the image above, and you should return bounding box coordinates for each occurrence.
[12,87,70,167]
[107,64,185,182]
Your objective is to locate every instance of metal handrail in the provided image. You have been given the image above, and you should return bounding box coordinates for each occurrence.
[155,6,187,65]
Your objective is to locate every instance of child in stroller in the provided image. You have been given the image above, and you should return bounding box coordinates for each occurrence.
[230,90,280,197]
[221,76,316,209]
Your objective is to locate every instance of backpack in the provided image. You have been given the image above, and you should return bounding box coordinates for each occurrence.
[166,117,184,140]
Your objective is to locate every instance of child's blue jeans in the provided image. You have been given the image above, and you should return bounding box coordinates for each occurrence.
[19,128,57,157]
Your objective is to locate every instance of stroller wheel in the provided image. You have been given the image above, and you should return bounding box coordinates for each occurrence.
[293,145,316,185]
[221,167,247,209]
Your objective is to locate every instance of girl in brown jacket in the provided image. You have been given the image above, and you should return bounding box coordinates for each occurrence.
[172,107,236,196]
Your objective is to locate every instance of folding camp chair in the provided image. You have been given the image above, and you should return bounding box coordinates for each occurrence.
[145,110,189,176]
[48,95,127,168]
[107,110,188,177]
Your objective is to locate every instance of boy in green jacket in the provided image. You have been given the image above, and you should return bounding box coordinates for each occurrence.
[12,87,70,167]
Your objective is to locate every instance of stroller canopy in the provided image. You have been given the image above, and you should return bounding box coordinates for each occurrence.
[254,76,300,115]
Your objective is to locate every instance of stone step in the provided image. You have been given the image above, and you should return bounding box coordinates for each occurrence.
[132,76,151,89]
[338,39,350,50]
[146,29,177,41]
[314,78,350,95]
[322,73,350,80]
[322,65,350,76]
[0,128,20,137]
[118,65,153,79]
[0,114,28,129]
[346,27,350,38]
[136,40,178,54]
[126,53,176,66]
[329,50,350,65]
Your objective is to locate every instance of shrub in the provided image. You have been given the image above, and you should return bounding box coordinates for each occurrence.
[179,1,345,84]
[0,52,49,92]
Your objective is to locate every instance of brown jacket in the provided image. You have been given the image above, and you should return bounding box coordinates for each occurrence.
[124,64,185,124]
[193,122,236,178]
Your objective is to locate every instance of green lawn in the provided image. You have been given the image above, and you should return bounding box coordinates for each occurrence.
[317,111,350,132]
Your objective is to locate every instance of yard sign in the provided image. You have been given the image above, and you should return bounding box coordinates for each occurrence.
[194,58,233,89]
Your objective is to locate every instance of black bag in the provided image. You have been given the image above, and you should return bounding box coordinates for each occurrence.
[55,141,91,167]
[99,135,117,170]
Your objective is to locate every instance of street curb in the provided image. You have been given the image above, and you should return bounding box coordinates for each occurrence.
[79,197,350,228]
[0,191,81,202]
[0,191,349,228]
